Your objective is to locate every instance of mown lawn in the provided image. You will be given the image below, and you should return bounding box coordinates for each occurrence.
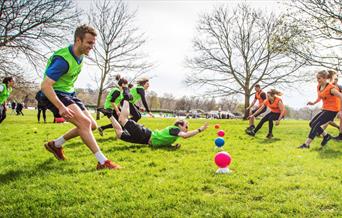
[0,110,341,217]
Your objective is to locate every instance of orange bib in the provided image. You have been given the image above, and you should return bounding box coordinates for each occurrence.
[318,83,339,112]
[255,90,265,107]
[263,97,282,113]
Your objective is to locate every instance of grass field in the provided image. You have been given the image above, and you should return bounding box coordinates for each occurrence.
[0,110,341,217]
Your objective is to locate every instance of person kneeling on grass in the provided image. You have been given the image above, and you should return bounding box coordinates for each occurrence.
[246,89,286,139]
[109,92,208,147]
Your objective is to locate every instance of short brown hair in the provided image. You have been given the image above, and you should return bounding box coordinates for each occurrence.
[137,77,149,86]
[174,119,186,127]
[74,24,97,42]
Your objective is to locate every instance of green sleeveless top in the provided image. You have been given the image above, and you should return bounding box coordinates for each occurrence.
[104,87,123,109]
[44,46,83,93]
[151,126,180,146]
[0,83,12,104]
[129,85,144,104]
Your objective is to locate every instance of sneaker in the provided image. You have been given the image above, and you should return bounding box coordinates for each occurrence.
[44,141,66,160]
[96,160,122,170]
[245,128,255,136]
[297,144,310,149]
[333,134,342,141]
[98,127,104,136]
[266,133,273,139]
[321,134,332,146]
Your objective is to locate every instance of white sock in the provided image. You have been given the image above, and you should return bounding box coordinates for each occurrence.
[95,151,107,164]
[53,136,66,148]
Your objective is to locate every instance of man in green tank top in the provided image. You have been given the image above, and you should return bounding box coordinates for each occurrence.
[109,90,208,147]
[0,77,15,124]
[40,25,121,170]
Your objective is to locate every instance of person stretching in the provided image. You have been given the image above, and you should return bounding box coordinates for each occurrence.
[246,89,286,139]
[109,90,208,148]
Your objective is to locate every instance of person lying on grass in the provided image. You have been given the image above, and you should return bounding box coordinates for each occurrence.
[109,91,208,148]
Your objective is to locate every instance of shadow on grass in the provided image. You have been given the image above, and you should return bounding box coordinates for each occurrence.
[66,141,83,149]
[106,144,147,152]
[106,143,180,152]
[0,158,95,185]
[255,138,281,144]
[317,148,342,159]
[0,169,25,185]
[96,137,117,143]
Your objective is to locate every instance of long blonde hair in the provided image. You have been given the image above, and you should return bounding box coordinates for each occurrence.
[267,89,283,98]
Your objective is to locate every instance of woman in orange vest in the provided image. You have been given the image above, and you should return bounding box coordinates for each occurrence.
[246,84,267,131]
[298,70,342,149]
[246,89,286,139]
[320,70,342,136]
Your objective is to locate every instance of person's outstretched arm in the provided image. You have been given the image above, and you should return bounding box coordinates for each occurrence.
[178,123,208,139]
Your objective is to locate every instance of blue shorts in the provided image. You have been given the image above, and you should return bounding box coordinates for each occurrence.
[42,92,85,118]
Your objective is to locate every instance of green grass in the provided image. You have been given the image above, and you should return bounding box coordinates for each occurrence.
[0,110,341,217]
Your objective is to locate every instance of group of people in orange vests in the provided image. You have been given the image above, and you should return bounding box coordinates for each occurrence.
[246,69,342,149]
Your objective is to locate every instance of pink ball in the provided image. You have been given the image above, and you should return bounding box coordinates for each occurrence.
[217,130,225,137]
[214,151,232,168]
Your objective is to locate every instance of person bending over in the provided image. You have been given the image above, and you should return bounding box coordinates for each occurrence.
[246,89,286,139]
[246,84,267,131]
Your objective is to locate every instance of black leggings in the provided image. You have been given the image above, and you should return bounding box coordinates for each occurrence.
[0,104,6,124]
[100,110,119,130]
[308,110,337,139]
[129,102,141,122]
[254,112,281,134]
[37,107,47,122]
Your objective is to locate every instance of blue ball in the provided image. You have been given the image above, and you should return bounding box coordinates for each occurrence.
[215,137,225,147]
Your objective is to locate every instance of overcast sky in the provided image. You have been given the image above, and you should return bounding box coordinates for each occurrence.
[74,0,319,109]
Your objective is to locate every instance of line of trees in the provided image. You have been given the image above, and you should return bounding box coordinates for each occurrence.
[0,0,341,120]
[185,2,342,118]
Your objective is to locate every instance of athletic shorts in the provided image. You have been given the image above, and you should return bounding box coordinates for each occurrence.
[42,92,85,118]
[120,120,152,144]
[252,106,267,117]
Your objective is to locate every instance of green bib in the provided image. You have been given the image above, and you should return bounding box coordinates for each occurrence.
[151,126,180,146]
[0,83,12,104]
[129,85,144,104]
[104,87,123,109]
[44,46,83,93]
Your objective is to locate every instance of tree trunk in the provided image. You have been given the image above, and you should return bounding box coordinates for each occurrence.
[243,91,250,120]
[96,78,105,120]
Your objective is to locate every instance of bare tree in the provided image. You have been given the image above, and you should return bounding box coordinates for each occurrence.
[0,0,79,78]
[87,0,151,119]
[186,4,306,118]
[286,0,342,70]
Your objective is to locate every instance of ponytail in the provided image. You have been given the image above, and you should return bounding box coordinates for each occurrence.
[267,89,283,97]
[115,74,128,87]
[327,69,337,80]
